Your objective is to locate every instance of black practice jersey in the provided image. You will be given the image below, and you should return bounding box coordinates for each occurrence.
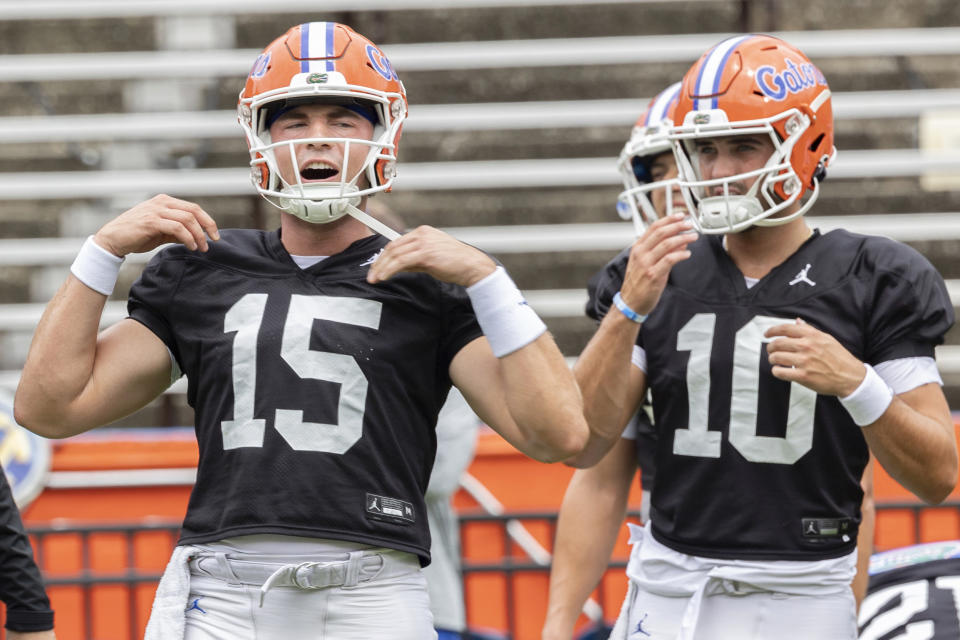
[128,229,483,564]
[586,247,657,490]
[635,229,952,560]
[859,541,960,639]
[0,471,54,632]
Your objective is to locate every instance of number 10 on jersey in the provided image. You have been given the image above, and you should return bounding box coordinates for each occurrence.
[672,313,817,465]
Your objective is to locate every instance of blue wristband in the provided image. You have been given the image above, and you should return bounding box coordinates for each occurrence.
[612,291,647,323]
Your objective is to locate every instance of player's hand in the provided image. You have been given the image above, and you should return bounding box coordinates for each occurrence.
[765,319,866,397]
[366,225,496,287]
[7,630,57,640]
[619,212,697,316]
[93,194,220,258]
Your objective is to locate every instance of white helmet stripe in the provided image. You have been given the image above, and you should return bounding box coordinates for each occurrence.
[644,81,682,126]
[693,35,752,111]
[301,21,335,74]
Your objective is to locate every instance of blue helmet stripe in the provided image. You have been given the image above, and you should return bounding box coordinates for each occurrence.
[644,81,682,125]
[694,35,751,111]
[300,22,311,74]
[324,21,335,71]
[301,22,335,74]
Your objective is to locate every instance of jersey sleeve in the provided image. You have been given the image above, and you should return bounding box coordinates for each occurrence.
[0,473,54,632]
[586,248,630,322]
[864,242,954,364]
[127,249,188,370]
[437,280,484,372]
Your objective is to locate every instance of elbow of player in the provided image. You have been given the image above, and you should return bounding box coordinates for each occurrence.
[921,461,959,505]
[13,397,75,440]
[528,415,589,464]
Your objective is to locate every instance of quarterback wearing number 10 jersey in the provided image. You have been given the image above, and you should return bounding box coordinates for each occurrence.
[128,229,482,564]
[635,228,952,561]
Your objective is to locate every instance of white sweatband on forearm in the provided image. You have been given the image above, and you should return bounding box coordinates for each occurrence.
[839,363,894,427]
[70,235,125,296]
[466,266,547,358]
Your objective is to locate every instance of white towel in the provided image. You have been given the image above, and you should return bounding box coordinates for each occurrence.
[144,545,200,640]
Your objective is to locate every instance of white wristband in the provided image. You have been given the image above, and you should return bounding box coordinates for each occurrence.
[70,235,125,296]
[466,266,547,358]
[839,363,894,427]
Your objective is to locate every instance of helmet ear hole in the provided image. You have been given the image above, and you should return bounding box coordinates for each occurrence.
[809,133,825,153]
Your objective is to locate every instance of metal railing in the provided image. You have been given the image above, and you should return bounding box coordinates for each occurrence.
[23,502,960,640]
[4,28,960,82]
[3,89,958,143]
[0,0,706,20]
[28,520,181,640]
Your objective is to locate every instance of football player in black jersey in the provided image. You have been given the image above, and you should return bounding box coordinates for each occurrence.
[14,23,588,640]
[0,472,56,640]
[543,82,682,640]
[569,35,956,640]
[545,79,876,639]
[859,540,960,639]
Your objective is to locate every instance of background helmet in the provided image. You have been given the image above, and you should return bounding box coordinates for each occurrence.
[669,34,836,234]
[238,22,408,225]
[616,82,682,235]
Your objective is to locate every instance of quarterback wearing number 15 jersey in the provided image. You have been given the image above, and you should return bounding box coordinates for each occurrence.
[128,229,482,564]
[640,229,952,561]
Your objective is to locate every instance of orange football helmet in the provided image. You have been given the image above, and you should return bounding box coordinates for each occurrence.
[238,22,407,227]
[669,34,836,234]
[616,82,682,235]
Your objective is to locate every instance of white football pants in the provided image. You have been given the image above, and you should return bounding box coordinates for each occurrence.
[624,579,857,639]
[182,547,436,640]
[613,523,858,640]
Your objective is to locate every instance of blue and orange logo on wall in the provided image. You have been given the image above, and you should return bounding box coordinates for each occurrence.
[0,391,51,508]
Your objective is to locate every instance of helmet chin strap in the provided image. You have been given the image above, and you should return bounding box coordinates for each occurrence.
[343,203,401,241]
[286,196,401,241]
[280,174,402,241]
[696,177,765,233]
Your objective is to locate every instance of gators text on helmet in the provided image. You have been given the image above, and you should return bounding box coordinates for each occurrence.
[669,34,836,234]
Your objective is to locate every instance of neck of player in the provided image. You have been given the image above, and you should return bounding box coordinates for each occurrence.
[279,197,374,256]
[723,214,813,281]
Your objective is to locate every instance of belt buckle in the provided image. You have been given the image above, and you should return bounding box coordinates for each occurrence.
[293,561,339,589]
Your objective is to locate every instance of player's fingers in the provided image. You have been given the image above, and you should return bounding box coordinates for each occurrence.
[633,215,685,253]
[765,336,803,354]
[770,364,803,383]
[367,242,422,282]
[767,350,804,369]
[154,218,200,250]
[163,208,210,252]
[158,195,220,242]
[764,322,809,340]
[642,249,692,284]
[637,214,694,251]
[642,234,697,271]
[193,207,220,242]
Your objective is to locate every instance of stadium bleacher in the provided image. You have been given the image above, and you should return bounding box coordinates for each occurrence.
[4,3,960,639]
[2,2,960,409]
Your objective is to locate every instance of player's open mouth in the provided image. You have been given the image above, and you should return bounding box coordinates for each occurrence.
[300,161,339,181]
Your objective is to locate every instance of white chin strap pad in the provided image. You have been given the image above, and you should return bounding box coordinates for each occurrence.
[285,198,401,240]
[294,197,355,224]
[697,195,764,232]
